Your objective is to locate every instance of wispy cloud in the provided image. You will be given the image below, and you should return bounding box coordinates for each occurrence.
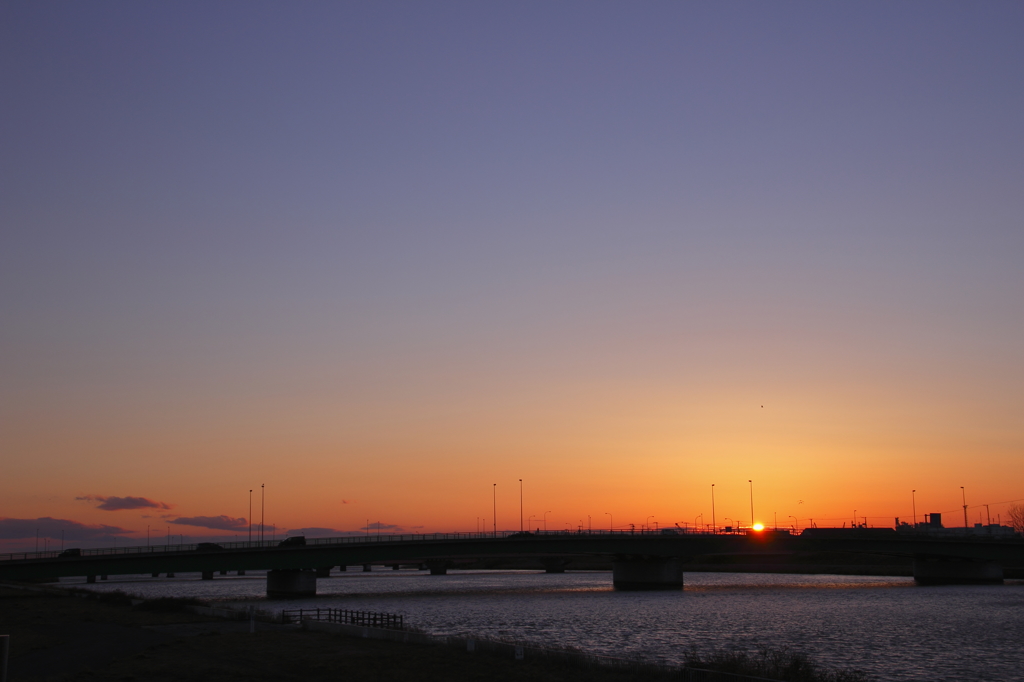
[362,521,405,532]
[170,515,247,531]
[0,517,129,540]
[76,495,173,511]
[286,527,354,537]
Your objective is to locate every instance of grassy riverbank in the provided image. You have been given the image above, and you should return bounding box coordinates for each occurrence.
[0,583,869,682]
[0,584,655,681]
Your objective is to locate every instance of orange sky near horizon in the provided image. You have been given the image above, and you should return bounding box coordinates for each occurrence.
[4,350,1021,549]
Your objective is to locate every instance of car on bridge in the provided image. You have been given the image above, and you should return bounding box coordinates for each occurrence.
[278,536,306,547]
[195,543,224,552]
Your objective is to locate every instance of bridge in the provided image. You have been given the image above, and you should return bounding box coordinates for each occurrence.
[2,528,1022,596]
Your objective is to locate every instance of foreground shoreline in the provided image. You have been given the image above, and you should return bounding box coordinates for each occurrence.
[0,582,657,682]
[1,580,876,682]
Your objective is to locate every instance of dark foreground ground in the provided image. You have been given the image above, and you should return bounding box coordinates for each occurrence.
[0,584,655,682]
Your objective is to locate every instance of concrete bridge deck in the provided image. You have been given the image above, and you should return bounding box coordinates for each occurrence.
[3,528,1022,593]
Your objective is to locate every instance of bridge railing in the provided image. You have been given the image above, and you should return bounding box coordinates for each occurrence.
[0,527,733,562]
[10,525,1013,563]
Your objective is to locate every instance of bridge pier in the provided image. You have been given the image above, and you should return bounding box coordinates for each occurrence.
[542,558,569,573]
[201,571,214,580]
[151,572,159,578]
[267,569,317,598]
[913,558,1003,585]
[316,566,332,578]
[237,570,245,575]
[220,570,227,575]
[86,575,96,583]
[612,557,684,590]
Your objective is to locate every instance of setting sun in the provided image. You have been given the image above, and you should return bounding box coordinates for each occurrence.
[752,523,765,531]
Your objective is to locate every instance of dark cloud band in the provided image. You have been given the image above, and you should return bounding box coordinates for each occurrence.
[76,495,173,511]
[170,515,247,531]
[0,517,129,540]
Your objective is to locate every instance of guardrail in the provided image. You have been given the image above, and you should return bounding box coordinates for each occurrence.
[5,525,1016,562]
[0,527,740,562]
[282,607,404,630]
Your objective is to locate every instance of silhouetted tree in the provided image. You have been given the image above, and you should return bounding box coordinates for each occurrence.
[1008,503,1024,535]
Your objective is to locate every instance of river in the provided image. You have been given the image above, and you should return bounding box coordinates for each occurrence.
[64,570,1024,681]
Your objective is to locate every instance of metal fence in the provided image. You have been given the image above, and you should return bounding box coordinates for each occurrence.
[282,607,404,630]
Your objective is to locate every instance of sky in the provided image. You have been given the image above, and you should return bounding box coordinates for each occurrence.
[2,1,1023,550]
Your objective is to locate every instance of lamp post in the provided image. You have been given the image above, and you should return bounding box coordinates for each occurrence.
[544,510,551,532]
[646,515,654,532]
[789,515,798,530]
[695,513,702,530]
[912,490,917,528]
[519,479,523,533]
[748,480,754,528]
[248,490,252,545]
[605,512,612,532]
[528,515,535,532]
[492,483,497,537]
[961,487,968,528]
[260,484,265,544]
[711,484,716,533]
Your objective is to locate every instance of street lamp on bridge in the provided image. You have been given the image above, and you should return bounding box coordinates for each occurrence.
[605,512,612,532]
[748,480,754,529]
[544,510,551,532]
[711,484,716,534]
[519,479,523,533]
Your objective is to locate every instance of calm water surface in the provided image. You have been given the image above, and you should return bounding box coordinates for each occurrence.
[66,570,1024,681]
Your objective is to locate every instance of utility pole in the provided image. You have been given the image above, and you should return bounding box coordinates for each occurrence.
[261,484,265,544]
[519,479,523,533]
[492,483,497,538]
[249,490,252,544]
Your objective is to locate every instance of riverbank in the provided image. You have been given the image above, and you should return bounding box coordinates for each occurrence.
[0,583,657,681]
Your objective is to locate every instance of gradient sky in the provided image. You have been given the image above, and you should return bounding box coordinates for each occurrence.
[2,1,1023,549]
